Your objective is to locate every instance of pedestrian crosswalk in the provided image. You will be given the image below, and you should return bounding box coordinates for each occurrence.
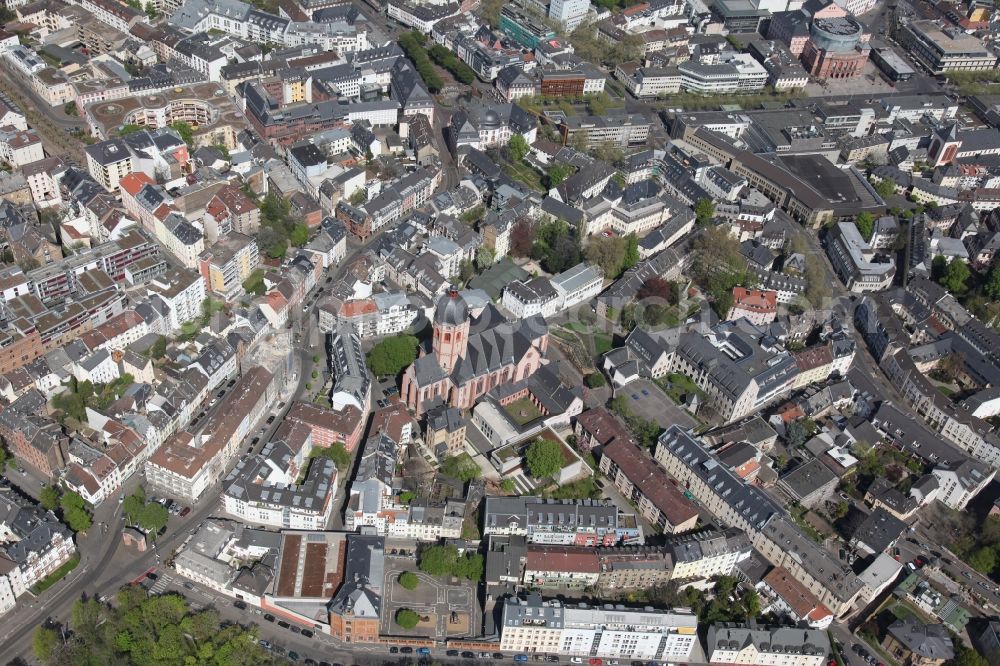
[149,574,171,595]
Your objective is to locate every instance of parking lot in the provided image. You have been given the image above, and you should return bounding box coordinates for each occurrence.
[381,552,478,639]
[622,379,699,431]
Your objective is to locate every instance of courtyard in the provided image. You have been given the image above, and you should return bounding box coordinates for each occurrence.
[381,550,479,640]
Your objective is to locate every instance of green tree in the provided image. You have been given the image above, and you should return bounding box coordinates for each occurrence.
[398,572,419,590]
[40,485,61,511]
[475,246,495,270]
[396,608,420,629]
[742,588,761,618]
[951,646,989,666]
[440,454,481,482]
[169,121,194,147]
[33,627,59,662]
[833,501,850,519]
[694,198,715,225]
[138,502,169,534]
[622,233,639,271]
[348,187,367,205]
[968,546,997,575]
[546,163,574,188]
[939,259,971,293]
[690,225,750,317]
[458,259,475,283]
[525,438,564,478]
[148,335,167,359]
[585,372,606,388]
[289,223,309,246]
[500,478,516,493]
[786,419,817,448]
[585,235,626,278]
[242,269,265,296]
[398,490,415,504]
[507,134,530,162]
[855,212,875,240]
[984,261,1000,299]
[63,505,92,533]
[418,545,460,576]
[874,179,897,199]
[366,335,419,376]
[312,443,352,470]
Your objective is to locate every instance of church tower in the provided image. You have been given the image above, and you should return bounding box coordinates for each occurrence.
[432,286,470,373]
[928,123,962,167]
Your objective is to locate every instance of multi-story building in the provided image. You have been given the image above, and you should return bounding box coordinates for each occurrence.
[706,624,830,666]
[499,6,555,49]
[726,287,778,326]
[221,432,338,530]
[482,496,643,546]
[500,594,699,660]
[83,139,135,192]
[826,221,895,293]
[655,427,863,616]
[145,367,274,500]
[897,20,997,74]
[931,459,994,510]
[547,0,588,30]
[198,232,260,302]
[0,492,76,613]
[599,438,698,534]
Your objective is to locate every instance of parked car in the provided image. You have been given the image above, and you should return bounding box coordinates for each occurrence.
[263,614,275,622]
[389,648,399,654]
[301,629,314,638]
[288,651,299,662]
[290,625,301,634]
[462,652,475,658]
[277,621,290,629]
[446,650,459,657]
[233,600,247,610]
[179,506,191,517]
[259,640,271,649]
[515,656,528,662]
[400,647,413,654]
[417,648,430,656]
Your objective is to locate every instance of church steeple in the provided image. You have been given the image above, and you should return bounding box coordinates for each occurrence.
[432,286,470,373]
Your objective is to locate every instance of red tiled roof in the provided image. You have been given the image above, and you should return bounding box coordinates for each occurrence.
[119,172,154,197]
[526,545,599,573]
[603,438,698,528]
[764,566,824,619]
[731,287,778,313]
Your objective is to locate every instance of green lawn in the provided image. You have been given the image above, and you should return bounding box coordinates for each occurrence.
[657,373,705,404]
[936,385,955,397]
[594,334,612,357]
[505,398,543,425]
[502,161,546,192]
[30,554,80,594]
[547,476,600,500]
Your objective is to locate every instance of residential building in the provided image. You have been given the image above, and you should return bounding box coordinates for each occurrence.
[198,233,260,301]
[655,427,863,615]
[931,458,994,510]
[499,593,699,660]
[599,438,699,534]
[482,496,642,546]
[145,367,274,500]
[881,618,954,666]
[221,424,338,530]
[726,287,778,326]
[707,624,830,666]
